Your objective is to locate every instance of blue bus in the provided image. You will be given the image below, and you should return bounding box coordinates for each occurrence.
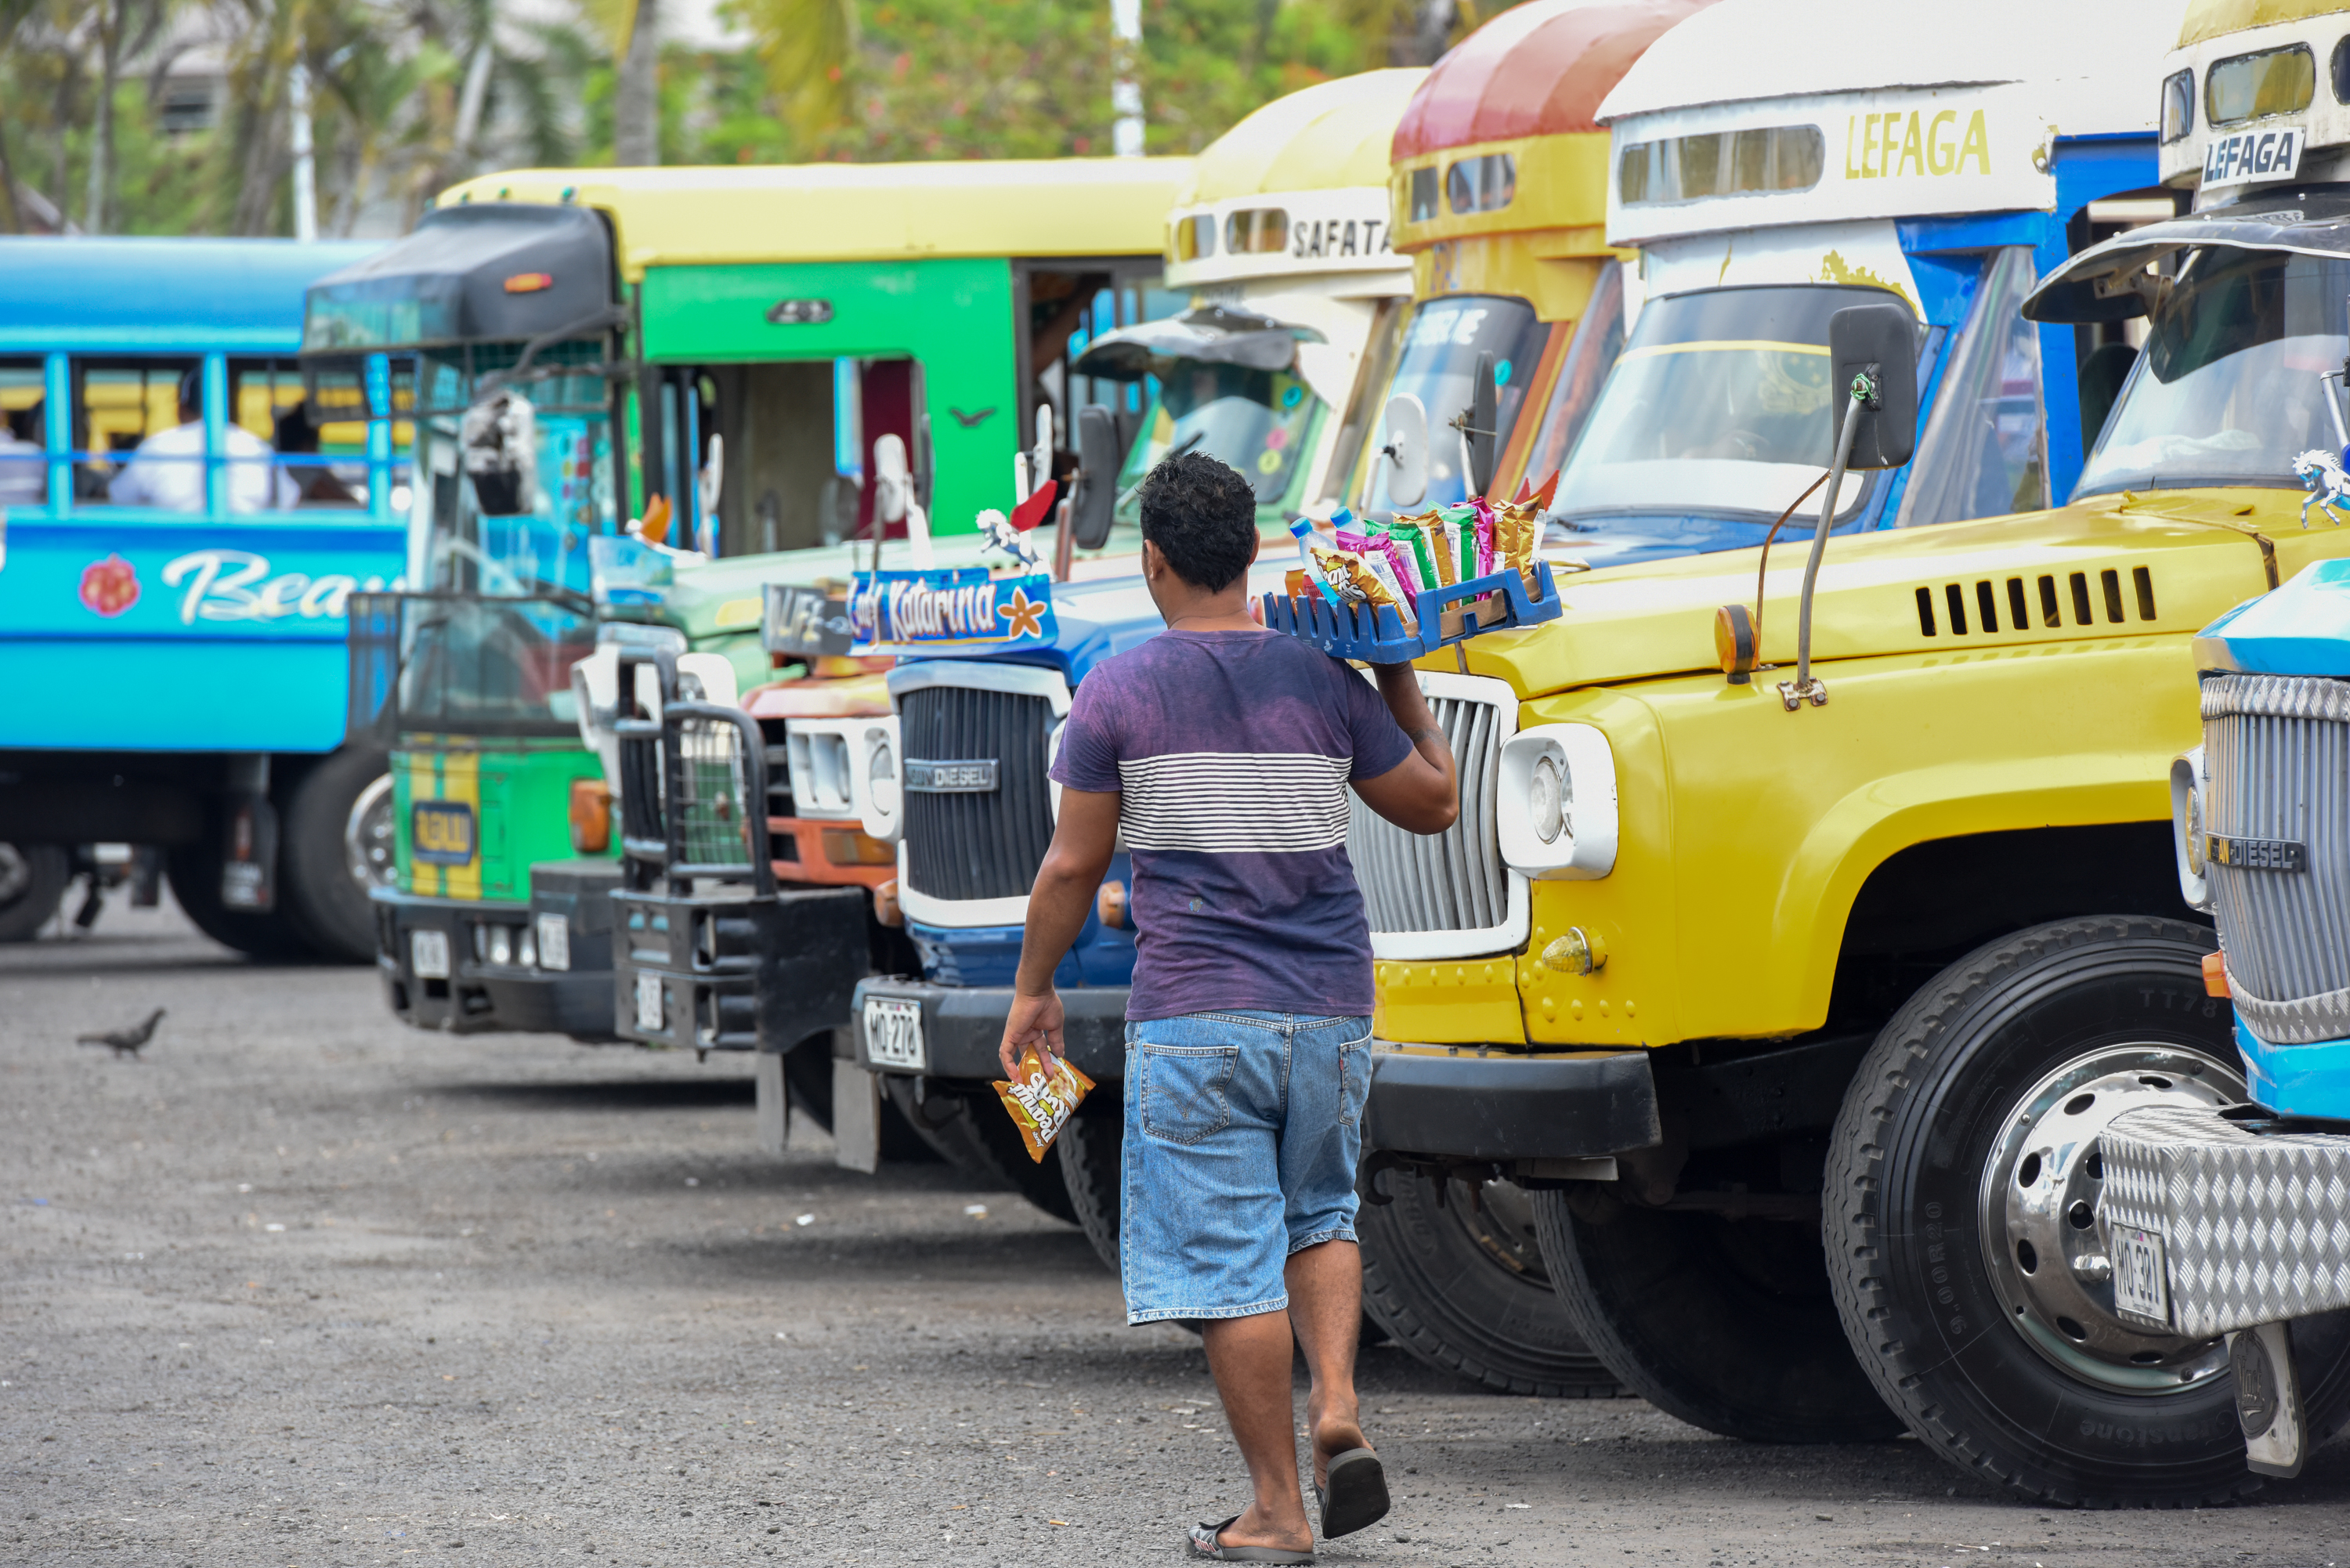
[0,237,404,959]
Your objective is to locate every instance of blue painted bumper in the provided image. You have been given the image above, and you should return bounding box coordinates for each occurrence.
[2236,1015,2350,1118]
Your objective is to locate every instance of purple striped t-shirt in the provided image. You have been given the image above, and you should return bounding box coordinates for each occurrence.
[1049,628,1414,1021]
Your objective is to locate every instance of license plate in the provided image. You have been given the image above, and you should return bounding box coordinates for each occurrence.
[635,972,665,1034]
[863,996,927,1071]
[411,800,476,866]
[536,912,571,972]
[2111,1225,2171,1328]
[410,927,450,980]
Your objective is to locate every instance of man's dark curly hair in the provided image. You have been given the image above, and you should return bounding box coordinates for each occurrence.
[1137,450,1257,592]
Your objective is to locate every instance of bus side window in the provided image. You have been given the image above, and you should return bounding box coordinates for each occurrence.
[0,358,45,508]
[72,357,194,507]
[233,358,363,508]
[703,356,920,557]
[1895,247,2048,527]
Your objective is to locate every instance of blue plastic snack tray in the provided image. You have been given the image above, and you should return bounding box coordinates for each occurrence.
[1264,561,1560,662]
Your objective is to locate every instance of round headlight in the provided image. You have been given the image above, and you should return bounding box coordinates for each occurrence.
[868,739,900,819]
[1530,754,1565,844]
[2184,786,2205,878]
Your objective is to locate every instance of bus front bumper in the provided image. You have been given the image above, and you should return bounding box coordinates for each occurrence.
[1364,1047,1661,1162]
[372,869,617,1040]
[613,883,870,1053]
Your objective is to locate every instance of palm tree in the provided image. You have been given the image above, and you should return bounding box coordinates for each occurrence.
[736,0,857,151]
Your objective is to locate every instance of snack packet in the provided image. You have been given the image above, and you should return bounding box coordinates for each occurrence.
[1355,553,1419,629]
[1308,543,1368,604]
[1389,517,1443,593]
[993,1044,1097,1163]
[1426,515,1461,587]
[1469,499,1498,577]
[1365,523,1425,598]
[1492,500,1542,594]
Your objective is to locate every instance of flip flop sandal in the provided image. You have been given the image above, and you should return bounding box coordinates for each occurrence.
[1314,1448,1390,1539]
[1186,1514,1315,1563]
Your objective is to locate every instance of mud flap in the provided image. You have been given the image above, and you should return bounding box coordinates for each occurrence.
[2232,1321,2307,1478]
[833,1058,881,1175]
[756,1053,787,1155]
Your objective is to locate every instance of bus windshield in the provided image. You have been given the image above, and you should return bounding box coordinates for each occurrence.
[1117,359,1320,508]
[2073,247,2349,499]
[1552,284,1906,525]
[1358,294,1549,516]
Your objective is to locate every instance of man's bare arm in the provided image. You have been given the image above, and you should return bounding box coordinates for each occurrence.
[1000,788,1122,1076]
[1350,663,1459,835]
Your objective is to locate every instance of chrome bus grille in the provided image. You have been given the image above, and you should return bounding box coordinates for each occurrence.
[2203,673,2350,1042]
[1348,688,1512,946]
[899,684,1057,903]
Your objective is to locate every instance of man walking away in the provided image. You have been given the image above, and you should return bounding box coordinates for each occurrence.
[998,451,1459,1561]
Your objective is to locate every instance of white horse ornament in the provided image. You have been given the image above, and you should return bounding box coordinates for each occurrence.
[2293,447,2350,528]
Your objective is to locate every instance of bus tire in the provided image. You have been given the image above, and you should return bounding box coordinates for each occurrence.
[1057,1093,1123,1272]
[883,1076,1079,1223]
[1358,1168,1620,1399]
[165,819,315,962]
[1824,915,2350,1506]
[0,844,70,942]
[1531,1185,1903,1443]
[277,746,391,965]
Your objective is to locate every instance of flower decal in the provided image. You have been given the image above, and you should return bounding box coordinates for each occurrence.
[996,587,1047,640]
[79,554,141,618]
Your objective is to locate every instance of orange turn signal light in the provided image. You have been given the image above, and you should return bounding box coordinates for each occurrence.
[1097,880,1129,930]
[2203,949,2229,999]
[569,778,612,854]
[873,880,903,928]
[821,829,896,866]
[504,272,553,294]
[1716,603,1757,685]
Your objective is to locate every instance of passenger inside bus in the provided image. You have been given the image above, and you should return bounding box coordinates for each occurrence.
[0,406,41,505]
[273,406,363,506]
[107,369,298,513]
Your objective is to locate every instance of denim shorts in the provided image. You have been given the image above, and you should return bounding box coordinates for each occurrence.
[1119,1010,1373,1325]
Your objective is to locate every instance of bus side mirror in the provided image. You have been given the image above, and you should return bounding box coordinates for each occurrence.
[871,433,911,525]
[461,390,538,516]
[1827,302,1918,470]
[1381,393,1429,507]
[1464,349,1499,497]
[1072,405,1120,550]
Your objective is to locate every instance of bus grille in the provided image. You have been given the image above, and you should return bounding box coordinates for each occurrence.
[2204,673,2350,1043]
[1348,690,1510,940]
[900,684,1057,903]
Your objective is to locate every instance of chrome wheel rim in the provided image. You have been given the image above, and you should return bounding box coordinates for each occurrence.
[1978,1042,2243,1394]
[1448,1175,1549,1284]
[345,774,397,894]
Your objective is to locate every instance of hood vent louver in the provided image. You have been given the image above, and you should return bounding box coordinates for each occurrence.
[1914,568,2157,638]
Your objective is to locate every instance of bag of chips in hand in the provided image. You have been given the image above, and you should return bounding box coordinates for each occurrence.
[993,1044,1097,1162]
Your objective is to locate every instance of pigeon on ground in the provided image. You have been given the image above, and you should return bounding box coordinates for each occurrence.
[78,1007,165,1060]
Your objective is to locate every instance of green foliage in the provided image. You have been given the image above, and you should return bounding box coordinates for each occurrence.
[0,0,1481,237]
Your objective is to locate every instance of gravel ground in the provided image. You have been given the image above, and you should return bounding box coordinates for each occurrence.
[5,901,2350,1568]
